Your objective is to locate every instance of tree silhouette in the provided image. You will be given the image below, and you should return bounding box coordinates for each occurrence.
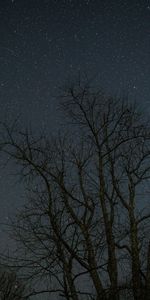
[0,270,27,299]
[0,81,150,300]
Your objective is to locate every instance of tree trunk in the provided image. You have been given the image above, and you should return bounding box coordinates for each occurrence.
[145,241,150,300]
[99,158,119,300]
[129,209,142,300]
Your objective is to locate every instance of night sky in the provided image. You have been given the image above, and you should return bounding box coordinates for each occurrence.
[0,0,149,247]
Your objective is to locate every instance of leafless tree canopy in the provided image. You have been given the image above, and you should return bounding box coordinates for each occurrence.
[0,82,150,300]
[0,271,27,299]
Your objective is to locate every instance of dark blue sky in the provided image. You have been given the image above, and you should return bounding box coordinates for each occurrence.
[0,0,150,127]
[0,0,149,246]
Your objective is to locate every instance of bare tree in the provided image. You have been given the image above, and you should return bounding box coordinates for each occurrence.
[0,80,150,300]
[0,270,27,299]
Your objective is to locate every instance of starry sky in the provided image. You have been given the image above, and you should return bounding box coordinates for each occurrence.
[0,0,149,246]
